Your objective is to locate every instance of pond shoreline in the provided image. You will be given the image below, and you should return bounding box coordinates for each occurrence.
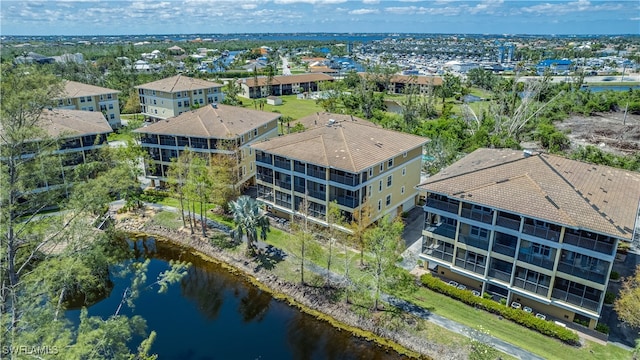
[115,210,463,360]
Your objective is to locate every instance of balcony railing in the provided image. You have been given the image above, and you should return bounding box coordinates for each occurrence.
[329,172,359,187]
[274,180,291,190]
[423,248,453,263]
[332,195,359,208]
[425,198,459,214]
[556,263,607,284]
[551,289,599,312]
[424,224,456,240]
[454,259,485,275]
[458,235,489,251]
[461,208,493,224]
[294,183,305,193]
[307,168,326,180]
[496,216,520,230]
[256,155,272,165]
[488,268,511,282]
[256,174,273,183]
[522,224,560,242]
[307,190,325,201]
[274,159,290,170]
[514,279,549,296]
[563,233,615,255]
[492,243,516,257]
[517,253,555,270]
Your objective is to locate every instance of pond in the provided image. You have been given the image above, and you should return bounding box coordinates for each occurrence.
[67,237,404,360]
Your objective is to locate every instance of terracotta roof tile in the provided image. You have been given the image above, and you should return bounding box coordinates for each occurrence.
[418,148,640,240]
[134,104,280,139]
[251,116,428,173]
[135,75,222,93]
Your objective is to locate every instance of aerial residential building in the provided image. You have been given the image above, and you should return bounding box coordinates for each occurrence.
[135,75,224,122]
[135,104,280,189]
[1,109,112,194]
[418,148,640,329]
[56,80,122,128]
[237,73,334,99]
[251,113,428,228]
[388,75,443,95]
[536,59,573,75]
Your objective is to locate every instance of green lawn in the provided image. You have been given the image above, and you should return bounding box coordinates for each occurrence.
[155,196,235,227]
[241,95,324,120]
[395,286,631,360]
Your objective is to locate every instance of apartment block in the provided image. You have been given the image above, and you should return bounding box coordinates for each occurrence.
[237,73,334,99]
[250,113,428,227]
[7,109,113,194]
[418,148,640,329]
[135,104,280,189]
[57,80,121,128]
[135,75,224,121]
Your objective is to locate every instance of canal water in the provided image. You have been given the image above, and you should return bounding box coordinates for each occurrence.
[67,238,404,359]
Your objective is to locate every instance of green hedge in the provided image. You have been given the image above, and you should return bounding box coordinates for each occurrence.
[420,274,580,345]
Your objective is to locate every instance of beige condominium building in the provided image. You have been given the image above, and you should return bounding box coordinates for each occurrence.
[135,104,280,189]
[237,73,334,99]
[250,113,428,228]
[2,109,113,194]
[135,75,224,121]
[56,80,121,129]
[418,148,640,329]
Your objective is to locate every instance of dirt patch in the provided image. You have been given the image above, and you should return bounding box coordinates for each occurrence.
[556,111,640,156]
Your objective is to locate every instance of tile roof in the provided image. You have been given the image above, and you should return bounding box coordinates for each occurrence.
[39,109,113,137]
[60,80,120,98]
[292,112,379,130]
[390,74,443,86]
[251,116,428,173]
[418,148,640,240]
[134,104,281,139]
[238,73,334,87]
[135,75,222,92]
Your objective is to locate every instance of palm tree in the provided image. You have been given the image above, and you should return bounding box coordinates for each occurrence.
[229,196,270,256]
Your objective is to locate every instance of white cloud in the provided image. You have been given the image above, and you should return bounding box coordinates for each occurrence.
[521,0,623,16]
[349,8,379,15]
[362,0,379,4]
[274,0,347,4]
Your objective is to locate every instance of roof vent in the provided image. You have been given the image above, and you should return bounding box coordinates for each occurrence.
[327,119,336,126]
[523,149,534,158]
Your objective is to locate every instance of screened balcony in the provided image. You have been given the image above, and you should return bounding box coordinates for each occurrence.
[563,229,616,256]
[492,232,518,257]
[460,203,494,224]
[422,237,454,263]
[552,278,601,312]
[424,195,459,215]
[495,211,521,231]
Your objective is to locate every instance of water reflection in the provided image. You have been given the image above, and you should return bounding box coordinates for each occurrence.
[68,237,405,359]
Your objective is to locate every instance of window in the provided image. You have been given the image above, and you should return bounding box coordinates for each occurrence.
[388,158,394,168]
[368,185,372,196]
[470,226,489,239]
[379,180,382,192]
[402,167,406,176]
[154,109,157,114]
[153,99,156,105]
[198,89,203,94]
[379,163,384,172]
[254,129,258,137]
[378,200,382,211]
[110,114,115,119]
[401,186,405,195]
[387,175,392,187]
[108,103,113,110]
[199,98,203,104]
[386,194,391,206]
[88,106,94,111]
[184,100,189,107]
[403,152,407,158]
[107,94,112,100]
[80,97,85,103]
[368,168,373,177]
[100,95,104,100]
[178,102,182,107]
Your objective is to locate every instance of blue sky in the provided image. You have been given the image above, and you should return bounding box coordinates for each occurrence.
[1,0,638,36]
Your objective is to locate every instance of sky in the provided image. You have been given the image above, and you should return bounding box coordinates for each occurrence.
[1,0,638,36]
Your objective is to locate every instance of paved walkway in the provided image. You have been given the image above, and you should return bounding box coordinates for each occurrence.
[121,202,546,360]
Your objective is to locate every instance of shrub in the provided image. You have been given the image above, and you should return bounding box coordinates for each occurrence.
[604,291,616,304]
[610,271,620,281]
[420,274,580,345]
[595,323,610,334]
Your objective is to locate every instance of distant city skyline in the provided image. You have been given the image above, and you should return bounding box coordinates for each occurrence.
[1,0,638,36]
